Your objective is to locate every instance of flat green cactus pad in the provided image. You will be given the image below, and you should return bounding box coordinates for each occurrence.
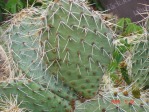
[43,0,114,98]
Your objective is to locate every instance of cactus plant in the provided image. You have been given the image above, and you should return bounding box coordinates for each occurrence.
[0,0,148,112]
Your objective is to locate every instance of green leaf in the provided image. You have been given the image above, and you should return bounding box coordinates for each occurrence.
[110,73,119,82]
[5,0,24,13]
[124,18,131,24]
[116,18,143,36]
[0,1,5,22]
[0,1,5,8]
[117,18,125,29]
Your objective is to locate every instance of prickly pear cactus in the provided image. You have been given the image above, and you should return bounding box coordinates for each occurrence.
[1,0,148,112]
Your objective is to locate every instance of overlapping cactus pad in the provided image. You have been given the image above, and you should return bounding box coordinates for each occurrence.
[4,13,77,101]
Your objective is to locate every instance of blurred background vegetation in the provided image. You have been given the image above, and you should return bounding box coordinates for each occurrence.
[88,0,104,10]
